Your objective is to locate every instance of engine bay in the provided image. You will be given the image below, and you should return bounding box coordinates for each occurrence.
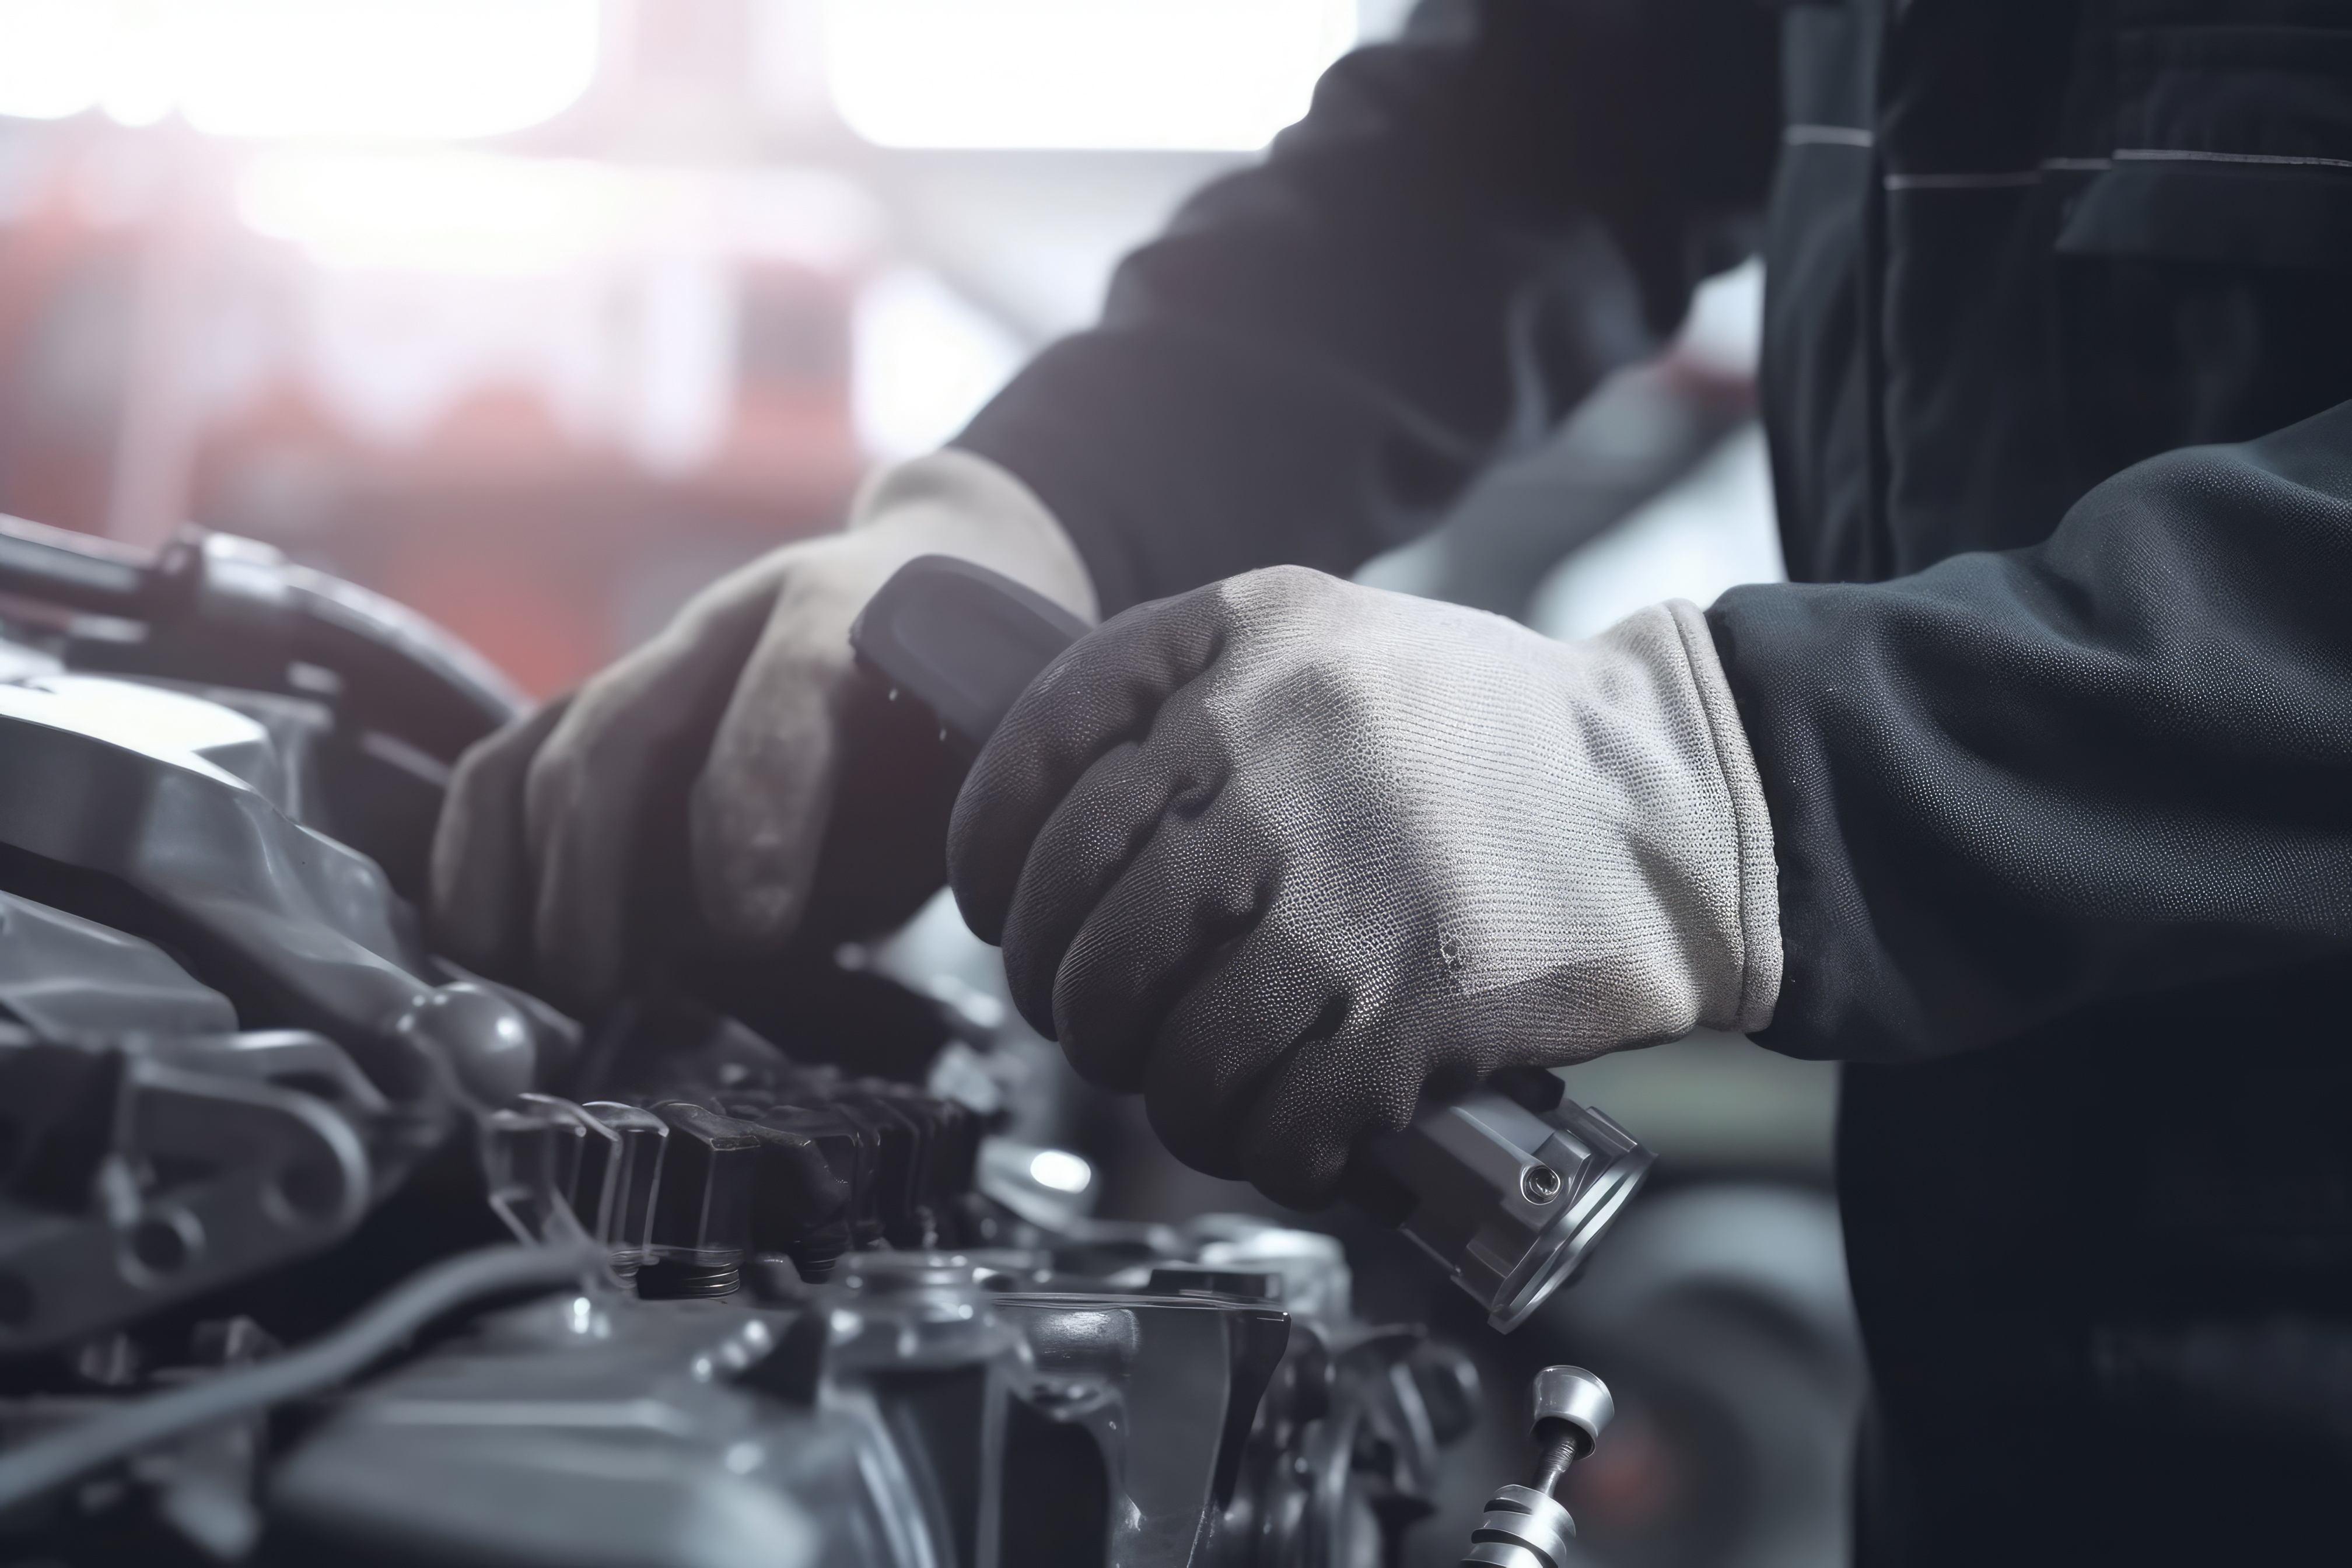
[0,516,1482,1567]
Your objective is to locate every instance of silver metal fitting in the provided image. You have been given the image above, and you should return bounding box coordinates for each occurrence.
[1460,1483,1578,1568]
[1530,1364,1614,1450]
[1366,1089,1653,1331]
[1461,1366,1616,1566]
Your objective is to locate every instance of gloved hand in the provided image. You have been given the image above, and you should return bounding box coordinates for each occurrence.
[949,566,1780,1207]
[430,450,1098,1017]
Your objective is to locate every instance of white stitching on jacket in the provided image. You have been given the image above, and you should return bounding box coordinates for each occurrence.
[1881,157,2112,191]
[1784,124,1874,147]
[2114,147,2352,172]
[1795,128,2351,186]
[1885,170,2041,190]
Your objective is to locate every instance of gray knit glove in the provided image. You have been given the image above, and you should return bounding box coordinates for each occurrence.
[432,451,1097,1016]
[949,566,1780,1207]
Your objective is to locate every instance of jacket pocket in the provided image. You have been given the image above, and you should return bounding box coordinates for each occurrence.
[2060,21,2352,268]
[2057,161,2352,268]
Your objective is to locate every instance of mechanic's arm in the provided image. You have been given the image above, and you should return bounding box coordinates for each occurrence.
[957,0,1780,612]
[946,405,2352,1206]
[1716,404,2352,1065]
[430,0,1780,1012]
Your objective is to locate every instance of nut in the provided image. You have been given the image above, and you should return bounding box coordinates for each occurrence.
[1529,1364,1614,1446]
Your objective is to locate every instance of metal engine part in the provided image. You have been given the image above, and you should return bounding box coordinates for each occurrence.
[0,649,556,1354]
[1457,1365,1613,1568]
[1356,1083,1653,1333]
[0,517,1518,1567]
[267,1221,1474,1568]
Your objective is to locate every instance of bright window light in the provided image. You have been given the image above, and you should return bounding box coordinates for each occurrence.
[0,0,599,140]
[0,0,114,120]
[825,0,1359,151]
[100,1,181,128]
[241,151,882,279]
[179,0,598,140]
[239,150,632,274]
[853,268,1024,459]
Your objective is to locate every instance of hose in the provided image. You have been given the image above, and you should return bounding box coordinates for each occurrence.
[0,1240,600,1514]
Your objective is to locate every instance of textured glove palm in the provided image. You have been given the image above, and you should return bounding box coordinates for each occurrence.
[950,566,1780,1206]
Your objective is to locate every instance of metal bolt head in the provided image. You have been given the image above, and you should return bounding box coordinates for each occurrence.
[1521,1163,1563,1203]
[1530,1364,1614,1447]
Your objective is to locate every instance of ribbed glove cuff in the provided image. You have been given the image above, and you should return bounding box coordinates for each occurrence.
[849,449,1101,624]
[1664,597,1781,1032]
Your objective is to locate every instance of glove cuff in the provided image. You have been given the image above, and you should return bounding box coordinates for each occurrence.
[1662,597,1782,1032]
[848,449,1101,624]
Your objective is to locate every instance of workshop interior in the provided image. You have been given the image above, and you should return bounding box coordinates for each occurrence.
[0,4,1870,1566]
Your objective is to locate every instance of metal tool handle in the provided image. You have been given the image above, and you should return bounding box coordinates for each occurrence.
[852,556,1654,1332]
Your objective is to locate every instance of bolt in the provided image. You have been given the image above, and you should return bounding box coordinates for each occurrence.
[1527,1365,1613,1500]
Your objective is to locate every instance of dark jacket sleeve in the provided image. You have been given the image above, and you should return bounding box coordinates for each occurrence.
[1710,402,2352,1063]
[953,0,1781,613]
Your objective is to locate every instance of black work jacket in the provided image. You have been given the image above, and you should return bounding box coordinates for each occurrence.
[959,2,2352,1559]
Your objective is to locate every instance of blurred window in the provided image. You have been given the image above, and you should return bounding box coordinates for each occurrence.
[0,0,113,121]
[0,0,598,139]
[824,0,1358,151]
[237,151,632,275]
[852,268,1021,458]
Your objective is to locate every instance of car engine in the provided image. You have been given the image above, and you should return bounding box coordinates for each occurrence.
[0,514,1484,1568]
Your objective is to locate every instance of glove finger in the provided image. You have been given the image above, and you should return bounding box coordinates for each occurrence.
[690,581,856,949]
[524,580,778,1013]
[949,583,1228,944]
[1138,905,1352,1186]
[430,693,576,981]
[993,687,1224,1037]
[1045,790,1277,1093]
[1227,1017,1427,1210]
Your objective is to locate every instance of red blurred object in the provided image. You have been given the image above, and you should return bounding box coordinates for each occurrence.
[0,118,871,699]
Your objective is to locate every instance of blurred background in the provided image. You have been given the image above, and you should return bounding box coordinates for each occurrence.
[0,0,1398,692]
[0,3,1850,1564]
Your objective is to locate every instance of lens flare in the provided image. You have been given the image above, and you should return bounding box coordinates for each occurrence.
[1027,1149,1093,1195]
[0,0,600,140]
[825,0,1357,152]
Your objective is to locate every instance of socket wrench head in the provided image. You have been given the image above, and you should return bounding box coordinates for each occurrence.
[1359,1088,1653,1332]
